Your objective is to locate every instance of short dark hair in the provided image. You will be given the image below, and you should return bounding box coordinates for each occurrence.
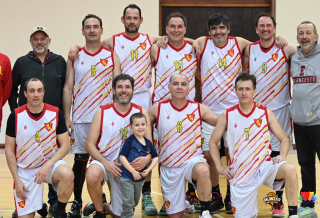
[82,14,103,29]
[24,77,44,91]
[297,21,318,35]
[130,112,147,125]
[207,13,231,31]
[112,74,134,89]
[123,4,141,18]
[255,13,276,27]
[235,73,256,89]
[166,12,187,28]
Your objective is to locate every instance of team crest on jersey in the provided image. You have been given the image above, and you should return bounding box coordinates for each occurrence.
[70,139,75,146]
[45,122,52,131]
[272,53,278,61]
[165,201,170,208]
[18,200,26,208]
[254,118,262,127]
[232,206,236,214]
[187,114,195,122]
[185,54,192,62]
[228,49,234,57]
[35,131,40,143]
[140,43,146,50]
[201,137,204,144]
[100,58,108,66]
[147,150,150,154]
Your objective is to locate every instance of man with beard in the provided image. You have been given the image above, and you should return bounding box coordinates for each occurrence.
[8,26,66,218]
[243,13,296,217]
[63,14,121,217]
[85,74,153,218]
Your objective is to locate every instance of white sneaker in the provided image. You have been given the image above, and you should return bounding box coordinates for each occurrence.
[184,200,195,214]
[288,215,298,218]
[199,210,211,218]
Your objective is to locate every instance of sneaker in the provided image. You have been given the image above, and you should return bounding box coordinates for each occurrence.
[12,210,17,218]
[184,200,195,214]
[93,211,105,218]
[186,191,201,213]
[83,193,107,216]
[53,210,67,218]
[224,194,233,214]
[271,203,285,217]
[209,192,224,214]
[68,200,82,217]
[298,207,318,218]
[199,210,211,218]
[158,203,167,216]
[141,193,158,215]
[48,202,57,217]
[37,202,48,217]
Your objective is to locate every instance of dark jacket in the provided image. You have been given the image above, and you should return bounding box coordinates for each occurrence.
[8,51,66,111]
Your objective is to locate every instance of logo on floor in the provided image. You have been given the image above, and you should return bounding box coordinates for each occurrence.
[263,192,280,206]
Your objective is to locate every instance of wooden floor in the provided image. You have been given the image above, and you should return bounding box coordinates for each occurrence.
[1,149,320,218]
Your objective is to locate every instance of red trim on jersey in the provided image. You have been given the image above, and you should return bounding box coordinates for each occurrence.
[216,36,230,49]
[110,49,115,71]
[259,40,276,53]
[233,37,243,60]
[154,46,161,68]
[168,40,187,52]
[112,34,116,51]
[248,43,252,70]
[146,34,152,48]
[25,104,47,121]
[83,46,103,57]
[169,99,189,112]
[226,104,239,128]
[236,102,256,118]
[262,106,269,125]
[155,103,161,129]
[100,104,113,135]
[151,69,157,101]
[132,103,143,113]
[197,103,202,127]
[72,61,74,69]
[200,37,210,61]
[122,32,141,41]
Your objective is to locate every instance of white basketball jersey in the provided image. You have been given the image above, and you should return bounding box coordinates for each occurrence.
[152,41,197,103]
[113,32,152,94]
[225,103,272,187]
[200,37,242,115]
[249,41,290,110]
[72,46,114,123]
[95,102,142,162]
[156,100,204,167]
[15,104,59,169]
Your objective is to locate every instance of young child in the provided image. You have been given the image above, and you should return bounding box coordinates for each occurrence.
[119,112,158,218]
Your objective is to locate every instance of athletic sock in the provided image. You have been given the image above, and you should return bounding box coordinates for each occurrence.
[142,181,151,194]
[73,153,89,203]
[187,182,195,193]
[199,200,210,213]
[56,201,67,212]
[288,206,297,216]
[276,191,283,204]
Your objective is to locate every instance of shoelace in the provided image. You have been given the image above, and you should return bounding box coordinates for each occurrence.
[271,203,282,211]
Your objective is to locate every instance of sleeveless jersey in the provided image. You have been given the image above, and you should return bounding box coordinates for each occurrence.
[200,37,242,115]
[113,32,152,94]
[152,41,197,103]
[96,102,142,162]
[15,104,59,169]
[72,46,114,123]
[225,103,272,187]
[248,40,290,110]
[156,100,203,167]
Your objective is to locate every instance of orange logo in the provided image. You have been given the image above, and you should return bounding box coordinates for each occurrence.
[70,139,75,146]
[147,150,150,154]
[100,58,108,66]
[228,49,234,57]
[185,54,192,62]
[45,122,52,131]
[140,43,146,50]
[0,66,2,75]
[165,201,170,208]
[232,206,236,214]
[153,140,158,146]
[201,137,204,144]
[18,200,26,208]
[187,114,195,122]
[272,53,278,61]
[254,118,262,127]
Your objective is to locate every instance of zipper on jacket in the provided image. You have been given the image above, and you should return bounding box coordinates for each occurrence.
[42,64,44,82]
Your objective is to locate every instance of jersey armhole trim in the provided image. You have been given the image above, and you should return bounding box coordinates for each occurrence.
[155,103,161,129]
[154,46,161,67]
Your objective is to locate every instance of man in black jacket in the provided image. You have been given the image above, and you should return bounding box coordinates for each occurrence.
[8,26,66,218]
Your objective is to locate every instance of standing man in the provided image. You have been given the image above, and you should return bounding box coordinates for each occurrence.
[5,78,74,218]
[290,21,320,213]
[8,26,66,217]
[85,74,152,218]
[243,13,296,217]
[148,74,219,218]
[63,14,120,217]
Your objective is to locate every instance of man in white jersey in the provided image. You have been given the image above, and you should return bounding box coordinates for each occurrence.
[85,74,153,218]
[149,74,219,218]
[243,13,296,217]
[63,14,121,217]
[5,78,74,218]
[209,73,302,218]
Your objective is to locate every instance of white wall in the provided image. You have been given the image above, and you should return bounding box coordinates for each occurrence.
[0,0,159,143]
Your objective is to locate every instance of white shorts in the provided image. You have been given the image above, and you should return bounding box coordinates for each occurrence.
[231,160,286,218]
[87,160,122,216]
[270,105,292,151]
[160,156,207,214]
[71,123,91,154]
[14,160,67,216]
[202,122,227,151]
[132,91,152,110]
